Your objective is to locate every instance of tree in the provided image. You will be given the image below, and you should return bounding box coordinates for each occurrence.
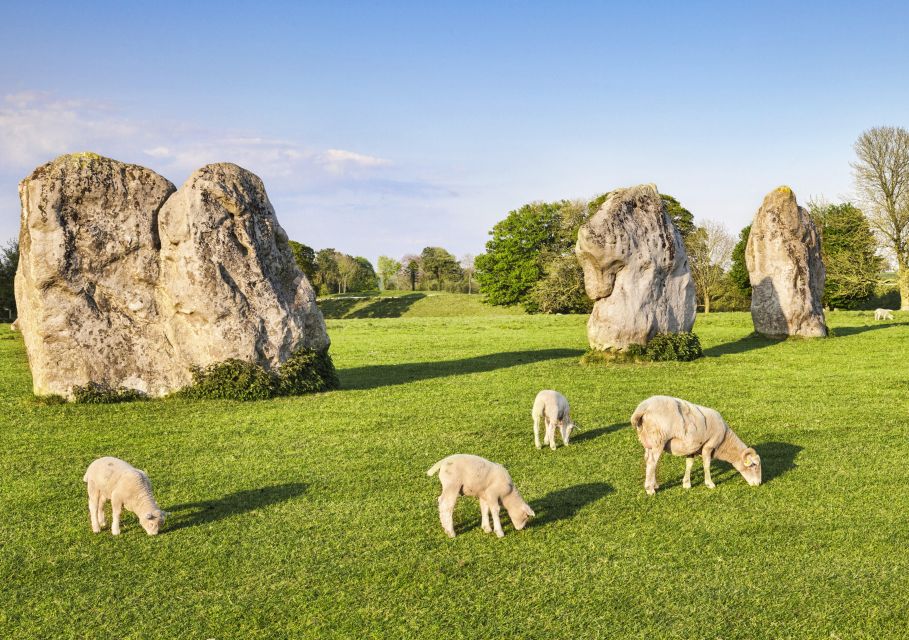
[728,224,752,296]
[335,253,359,294]
[528,254,592,314]
[475,201,567,307]
[314,248,340,295]
[0,239,18,320]
[288,241,316,281]
[460,254,476,294]
[420,247,461,291]
[852,126,909,309]
[810,201,883,309]
[376,256,401,291]
[685,220,734,313]
[399,254,422,291]
[350,257,378,292]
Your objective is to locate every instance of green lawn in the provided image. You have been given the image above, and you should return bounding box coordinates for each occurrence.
[1,308,908,638]
[317,290,525,319]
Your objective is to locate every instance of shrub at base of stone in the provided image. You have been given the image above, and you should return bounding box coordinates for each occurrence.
[179,348,340,401]
[581,332,703,364]
[72,383,148,404]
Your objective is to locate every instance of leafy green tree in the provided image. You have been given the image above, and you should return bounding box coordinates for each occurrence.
[314,248,340,295]
[810,202,883,309]
[420,247,461,291]
[350,256,378,292]
[0,239,18,320]
[376,256,401,290]
[528,254,592,314]
[399,255,422,291]
[288,241,316,281]
[728,225,752,296]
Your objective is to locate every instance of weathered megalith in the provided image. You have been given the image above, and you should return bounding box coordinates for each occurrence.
[14,153,330,399]
[745,186,827,338]
[575,184,696,350]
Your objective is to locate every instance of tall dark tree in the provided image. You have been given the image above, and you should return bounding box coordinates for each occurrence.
[288,241,316,281]
[728,225,752,295]
[420,247,461,291]
[350,256,379,292]
[0,240,18,320]
[811,202,883,309]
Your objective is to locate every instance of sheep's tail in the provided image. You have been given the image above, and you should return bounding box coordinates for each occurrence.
[630,405,647,430]
[426,460,443,477]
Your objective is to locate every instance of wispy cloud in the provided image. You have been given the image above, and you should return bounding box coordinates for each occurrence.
[316,149,392,174]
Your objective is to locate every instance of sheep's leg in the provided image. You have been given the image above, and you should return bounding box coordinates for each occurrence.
[438,487,459,538]
[644,448,662,495]
[546,421,557,450]
[683,457,695,489]
[489,499,505,538]
[111,497,123,536]
[88,485,100,533]
[479,498,492,533]
[702,447,715,489]
[533,415,542,449]
[96,493,107,529]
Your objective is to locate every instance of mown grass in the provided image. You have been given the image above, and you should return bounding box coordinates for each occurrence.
[1,307,908,639]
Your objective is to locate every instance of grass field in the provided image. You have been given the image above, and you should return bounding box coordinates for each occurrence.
[2,304,908,639]
[317,290,525,319]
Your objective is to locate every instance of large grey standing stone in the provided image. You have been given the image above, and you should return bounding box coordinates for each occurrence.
[745,187,827,338]
[15,153,181,397]
[575,184,696,350]
[14,153,330,399]
[157,163,329,376]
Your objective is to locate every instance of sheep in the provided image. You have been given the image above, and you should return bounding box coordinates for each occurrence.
[875,308,894,321]
[83,457,166,535]
[630,396,762,495]
[531,389,576,450]
[426,454,535,538]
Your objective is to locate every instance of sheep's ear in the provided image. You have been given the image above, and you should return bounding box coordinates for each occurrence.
[146,513,156,520]
[743,449,760,467]
[524,505,536,517]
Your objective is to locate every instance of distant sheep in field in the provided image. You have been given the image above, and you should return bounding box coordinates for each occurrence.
[630,396,762,495]
[875,308,894,321]
[427,454,535,538]
[83,457,166,535]
[532,389,576,450]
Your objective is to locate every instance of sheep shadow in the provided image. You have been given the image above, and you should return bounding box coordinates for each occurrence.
[755,441,802,484]
[166,482,307,531]
[342,348,585,390]
[570,422,627,444]
[531,482,614,526]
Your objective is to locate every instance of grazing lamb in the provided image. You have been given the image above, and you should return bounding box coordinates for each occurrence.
[875,308,894,321]
[532,389,576,450]
[83,457,166,535]
[426,454,535,538]
[630,396,762,495]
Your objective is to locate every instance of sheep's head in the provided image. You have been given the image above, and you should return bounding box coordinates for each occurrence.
[503,490,536,531]
[141,509,166,535]
[566,421,577,440]
[734,448,762,486]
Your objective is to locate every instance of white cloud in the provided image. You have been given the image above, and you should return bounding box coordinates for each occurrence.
[317,149,392,174]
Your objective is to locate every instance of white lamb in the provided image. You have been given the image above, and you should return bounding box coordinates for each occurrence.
[83,456,166,535]
[426,454,535,538]
[531,389,576,450]
[630,396,762,495]
[875,308,894,321]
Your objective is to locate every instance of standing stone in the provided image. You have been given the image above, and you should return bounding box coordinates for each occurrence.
[14,153,330,399]
[575,184,696,350]
[157,163,329,376]
[15,154,181,397]
[745,187,827,338]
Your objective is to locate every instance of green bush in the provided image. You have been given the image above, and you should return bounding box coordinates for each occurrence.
[627,332,702,361]
[583,332,703,364]
[179,348,340,401]
[72,383,147,404]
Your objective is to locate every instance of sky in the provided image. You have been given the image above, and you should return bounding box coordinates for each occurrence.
[1,1,907,264]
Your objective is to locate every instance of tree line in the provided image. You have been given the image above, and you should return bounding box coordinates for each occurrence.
[289,242,477,295]
[475,126,909,313]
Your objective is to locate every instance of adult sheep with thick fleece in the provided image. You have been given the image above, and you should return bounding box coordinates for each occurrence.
[532,389,576,450]
[875,308,894,321]
[630,396,762,495]
[83,456,166,535]
[427,454,535,538]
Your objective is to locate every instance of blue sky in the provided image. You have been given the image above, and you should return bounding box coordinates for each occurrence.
[1,1,907,263]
